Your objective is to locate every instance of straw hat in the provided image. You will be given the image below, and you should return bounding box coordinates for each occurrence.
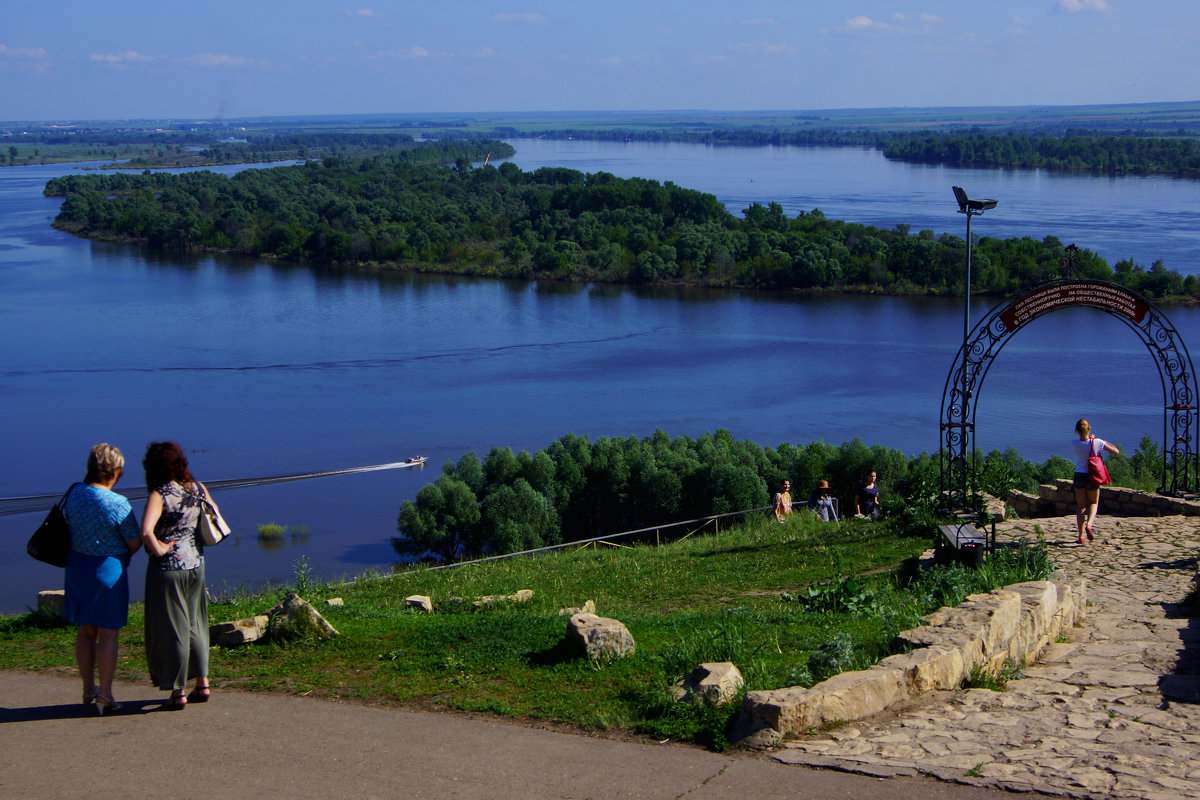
[815,480,830,492]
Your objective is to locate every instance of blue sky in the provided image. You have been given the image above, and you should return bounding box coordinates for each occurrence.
[2,1,1195,121]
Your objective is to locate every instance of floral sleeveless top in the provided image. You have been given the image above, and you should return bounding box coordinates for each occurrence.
[148,481,205,572]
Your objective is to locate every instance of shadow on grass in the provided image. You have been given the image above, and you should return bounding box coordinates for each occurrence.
[524,637,578,667]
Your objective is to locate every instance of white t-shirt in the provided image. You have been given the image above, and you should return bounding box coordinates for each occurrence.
[1071,437,1108,472]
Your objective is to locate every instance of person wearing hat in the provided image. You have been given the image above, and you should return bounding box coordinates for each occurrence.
[807,480,838,522]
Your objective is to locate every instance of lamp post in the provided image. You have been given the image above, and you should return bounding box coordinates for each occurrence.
[952,186,998,349]
[951,186,997,509]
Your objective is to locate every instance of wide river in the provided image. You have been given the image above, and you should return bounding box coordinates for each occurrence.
[0,139,1197,613]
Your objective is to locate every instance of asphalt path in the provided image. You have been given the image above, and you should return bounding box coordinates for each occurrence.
[0,671,1055,800]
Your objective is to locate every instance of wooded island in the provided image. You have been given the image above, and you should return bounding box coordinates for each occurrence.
[44,138,1198,301]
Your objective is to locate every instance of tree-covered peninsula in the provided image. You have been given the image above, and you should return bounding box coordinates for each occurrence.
[45,140,1199,300]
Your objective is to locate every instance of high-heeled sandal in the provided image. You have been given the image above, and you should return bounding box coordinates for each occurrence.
[82,688,97,705]
[187,686,211,703]
[95,693,122,715]
[162,690,187,711]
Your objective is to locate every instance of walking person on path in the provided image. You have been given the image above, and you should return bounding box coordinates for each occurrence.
[1071,418,1119,544]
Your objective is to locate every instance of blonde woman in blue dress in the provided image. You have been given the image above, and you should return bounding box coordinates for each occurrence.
[63,443,142,714]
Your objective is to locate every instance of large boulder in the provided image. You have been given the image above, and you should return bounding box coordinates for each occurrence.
[566,613,635,662]
[267,593,339,642]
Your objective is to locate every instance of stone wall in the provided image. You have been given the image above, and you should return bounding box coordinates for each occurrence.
[1008,479,1200,519]
[734,577,1087,747]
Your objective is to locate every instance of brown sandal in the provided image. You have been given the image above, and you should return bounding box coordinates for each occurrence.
[187,686,211,703]
[163,691,187,711]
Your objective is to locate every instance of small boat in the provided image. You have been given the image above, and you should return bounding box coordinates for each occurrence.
[403,456,427,467]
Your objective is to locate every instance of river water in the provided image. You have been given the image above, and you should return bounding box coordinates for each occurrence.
[0,141,1196,613]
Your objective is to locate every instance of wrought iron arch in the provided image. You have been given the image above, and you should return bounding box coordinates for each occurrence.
[940,279,1199,512]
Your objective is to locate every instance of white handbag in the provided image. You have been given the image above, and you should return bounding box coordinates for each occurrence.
[197,498,231,546]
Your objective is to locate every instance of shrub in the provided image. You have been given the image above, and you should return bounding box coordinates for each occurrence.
[257,522,286,540]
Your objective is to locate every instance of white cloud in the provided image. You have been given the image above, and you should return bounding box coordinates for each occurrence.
[1006,16,1034,35]
[348,8,382,18]
[839,15,900,33]
[490,12,547,24]
[835,13,944,34]
[90,51,154,64]
[742,18,777,26]
[0,43,48,59]
[363,46,434,61]
[0,43,51,73]
[1056,0,1109,12]
[727,42,797,56]
[180,53,265,68]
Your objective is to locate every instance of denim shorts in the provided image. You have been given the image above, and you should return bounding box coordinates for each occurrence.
[1073,472,1095,489]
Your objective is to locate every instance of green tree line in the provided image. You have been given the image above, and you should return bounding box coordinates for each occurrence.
[45,144,1199,300]
[393,429,1166,561]
[503,128,1200,177]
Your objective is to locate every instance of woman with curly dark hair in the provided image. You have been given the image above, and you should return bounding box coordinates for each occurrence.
[140,441,217,710]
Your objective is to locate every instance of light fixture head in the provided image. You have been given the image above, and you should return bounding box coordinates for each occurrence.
[952,186,997,213]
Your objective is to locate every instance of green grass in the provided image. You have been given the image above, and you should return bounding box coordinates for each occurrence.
[0,513,1054,748]
[256,522,287,540]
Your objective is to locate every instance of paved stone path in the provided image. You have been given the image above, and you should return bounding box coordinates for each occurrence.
[771,514,1200,799]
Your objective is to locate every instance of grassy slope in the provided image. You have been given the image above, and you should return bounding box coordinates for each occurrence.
[0,512,1051,745]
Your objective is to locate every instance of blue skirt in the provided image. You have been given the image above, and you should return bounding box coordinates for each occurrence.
[63,551,130,629]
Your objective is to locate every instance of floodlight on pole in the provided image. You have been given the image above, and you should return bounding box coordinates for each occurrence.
[951,186,997,506]
[953,186,998,350]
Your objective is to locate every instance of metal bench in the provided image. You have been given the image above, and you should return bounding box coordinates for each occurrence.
[936,517,996,566]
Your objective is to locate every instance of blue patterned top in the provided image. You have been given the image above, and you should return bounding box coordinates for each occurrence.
[65,484,138,557]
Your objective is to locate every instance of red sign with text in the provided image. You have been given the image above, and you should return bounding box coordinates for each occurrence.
[998,283,1147,331]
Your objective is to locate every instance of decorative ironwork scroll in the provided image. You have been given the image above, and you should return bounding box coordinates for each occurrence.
[940,279,1199,512]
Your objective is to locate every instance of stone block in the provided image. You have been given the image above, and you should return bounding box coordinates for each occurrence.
[406,595,433,612]
[558,599,596,616]
[739,686,822,735]
[210,615,269,647]
[474,589,533,607]
[1006,581,1057,663]
[672,662,744,706]
[566,613,635,662]
[898,624,987,669]
[813,668,907,725]
[875,645,965,692]
[37,589,64,618]
[267,593,339,641]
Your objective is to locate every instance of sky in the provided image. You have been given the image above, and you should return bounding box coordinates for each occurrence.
[1,0,1197,122]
